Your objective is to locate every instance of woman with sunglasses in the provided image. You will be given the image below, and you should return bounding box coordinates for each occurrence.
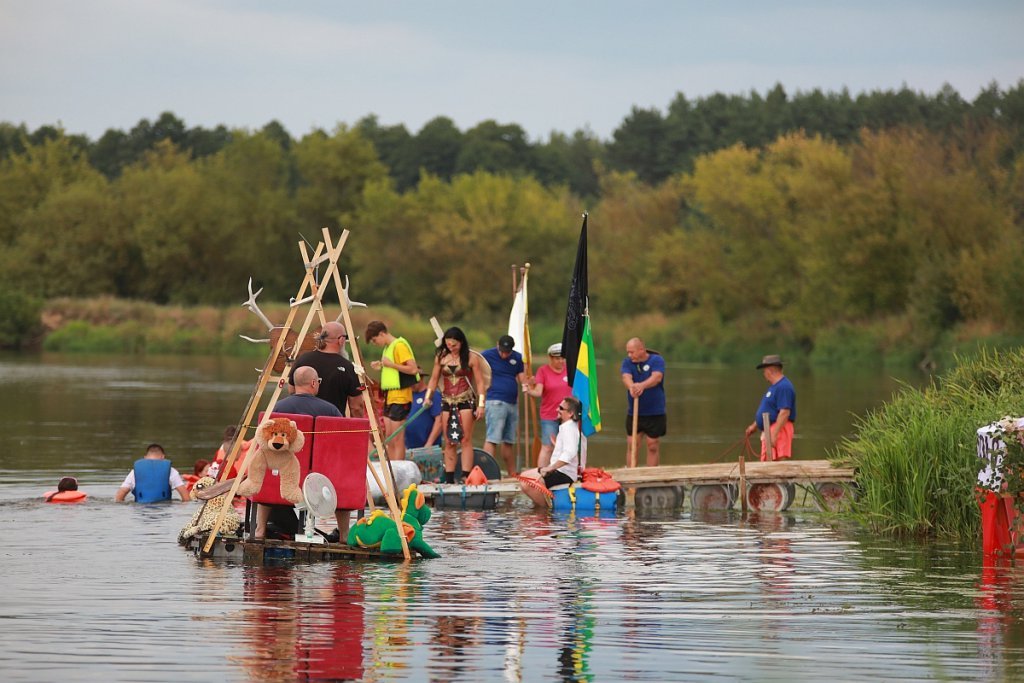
[518,396,586,507]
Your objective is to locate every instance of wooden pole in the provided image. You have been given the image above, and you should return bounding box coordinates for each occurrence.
[203,235,337,554]
[326,228,411,560]
[630,396,640,468]
[738,453,748,515]
[762,412,773,462]
[519,264,532,476]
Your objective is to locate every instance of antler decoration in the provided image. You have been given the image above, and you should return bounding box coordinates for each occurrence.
[242,277,274,329]
[334,274,367,322]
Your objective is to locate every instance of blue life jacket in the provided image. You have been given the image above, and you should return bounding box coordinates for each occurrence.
[132,458,173,503]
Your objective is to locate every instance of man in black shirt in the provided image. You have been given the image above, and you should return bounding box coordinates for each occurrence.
[288,321,364,417]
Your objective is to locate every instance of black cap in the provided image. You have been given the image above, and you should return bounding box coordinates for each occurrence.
[498,335,515,351]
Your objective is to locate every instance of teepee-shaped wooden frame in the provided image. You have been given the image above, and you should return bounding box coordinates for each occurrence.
[201,227,410,560]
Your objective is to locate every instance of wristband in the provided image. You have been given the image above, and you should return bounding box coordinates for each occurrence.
[478,396,485,408]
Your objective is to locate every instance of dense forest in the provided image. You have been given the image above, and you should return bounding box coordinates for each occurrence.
[2,82,1023,365]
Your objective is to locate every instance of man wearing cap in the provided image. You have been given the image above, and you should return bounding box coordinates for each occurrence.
[481,334,526,476]
[526,342,572,468]
[745,354,797,461]
[621,337,667,467]
[289,321,364,418]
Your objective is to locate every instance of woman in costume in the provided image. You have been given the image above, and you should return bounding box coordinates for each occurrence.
[424,327,487,483]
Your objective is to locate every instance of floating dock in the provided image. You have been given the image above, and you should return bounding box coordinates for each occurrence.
[418,459,855,512]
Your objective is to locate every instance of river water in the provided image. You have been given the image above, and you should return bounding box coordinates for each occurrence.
[2,352,1023,681]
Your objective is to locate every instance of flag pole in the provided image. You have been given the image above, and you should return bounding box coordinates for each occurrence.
[520,263,535,474]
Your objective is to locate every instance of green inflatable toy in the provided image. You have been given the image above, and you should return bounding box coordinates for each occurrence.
[347,483,440,558]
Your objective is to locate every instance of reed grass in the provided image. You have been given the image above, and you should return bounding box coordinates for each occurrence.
[833,348,1024,539]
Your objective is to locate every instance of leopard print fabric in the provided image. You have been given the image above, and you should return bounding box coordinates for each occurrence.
[177,476,242,544]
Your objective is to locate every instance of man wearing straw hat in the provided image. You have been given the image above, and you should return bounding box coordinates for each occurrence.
[745,354,797,461]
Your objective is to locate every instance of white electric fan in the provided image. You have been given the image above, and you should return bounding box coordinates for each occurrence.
[299,473,337,544]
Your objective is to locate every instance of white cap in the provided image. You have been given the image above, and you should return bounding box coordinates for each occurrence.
[547,343,563,356]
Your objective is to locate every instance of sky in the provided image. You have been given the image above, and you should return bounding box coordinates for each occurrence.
[2,0,1022,142]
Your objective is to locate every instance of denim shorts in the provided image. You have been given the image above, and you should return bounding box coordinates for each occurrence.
[540,419,559,448]
[484,400,518,444]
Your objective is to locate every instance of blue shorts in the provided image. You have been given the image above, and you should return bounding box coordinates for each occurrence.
[485,400,518,444]
[540,419,559,448]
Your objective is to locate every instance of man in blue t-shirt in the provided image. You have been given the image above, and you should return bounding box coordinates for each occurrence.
[744,354,797,461]
[405,372,443,450]
[620,337,666,467]
[481,334,526,476]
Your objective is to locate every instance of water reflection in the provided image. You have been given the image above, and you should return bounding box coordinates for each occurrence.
[235,564,365,681]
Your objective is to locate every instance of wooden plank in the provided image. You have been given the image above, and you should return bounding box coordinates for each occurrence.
[605,460,855,488]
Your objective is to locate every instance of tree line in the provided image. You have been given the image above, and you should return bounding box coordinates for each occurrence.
[3,82,1022,200]
[1,82,1023,364]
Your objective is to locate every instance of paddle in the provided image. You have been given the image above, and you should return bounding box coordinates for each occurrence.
[629,396,640,468]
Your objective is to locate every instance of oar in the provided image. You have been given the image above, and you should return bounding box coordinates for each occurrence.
[629,396,640,468]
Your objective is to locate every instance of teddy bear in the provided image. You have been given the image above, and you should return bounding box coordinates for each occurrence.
[177,476,241,544]
[235,417,305,505]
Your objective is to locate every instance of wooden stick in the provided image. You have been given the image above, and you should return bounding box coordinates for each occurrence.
[326,227,411,560]
[630,397,640,468]
[203,235,338,554]
[738,453,748,515]
[762,412,773,462]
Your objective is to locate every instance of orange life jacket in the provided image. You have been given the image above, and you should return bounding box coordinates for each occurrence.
[44,490,88,503]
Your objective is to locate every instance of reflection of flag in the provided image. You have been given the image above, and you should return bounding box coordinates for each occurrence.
[572,316,601,436]
[508,269,530,361]
[561,214,588,387]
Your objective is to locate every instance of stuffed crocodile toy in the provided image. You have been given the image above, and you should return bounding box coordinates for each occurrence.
[347,483,440,558]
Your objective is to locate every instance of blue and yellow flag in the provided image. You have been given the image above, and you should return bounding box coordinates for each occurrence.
[572,316,601,436]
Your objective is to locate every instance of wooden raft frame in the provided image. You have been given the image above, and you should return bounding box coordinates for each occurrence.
[201,227,411,560]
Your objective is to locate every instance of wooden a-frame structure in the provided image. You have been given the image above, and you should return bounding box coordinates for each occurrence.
[201,227,411,560]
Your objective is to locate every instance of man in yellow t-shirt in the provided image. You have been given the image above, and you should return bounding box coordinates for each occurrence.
[367,320,418,461]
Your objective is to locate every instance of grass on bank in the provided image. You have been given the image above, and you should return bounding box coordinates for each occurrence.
[16,297,1024,374]
[832,348,1024,540]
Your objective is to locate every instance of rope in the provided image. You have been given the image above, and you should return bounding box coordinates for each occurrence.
[708,435,748,462]
[515,474,553,498]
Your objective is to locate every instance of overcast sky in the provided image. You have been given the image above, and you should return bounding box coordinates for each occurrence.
[2,0,1022,142]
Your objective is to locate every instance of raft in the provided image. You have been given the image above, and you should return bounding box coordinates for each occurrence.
[184,531,430,564]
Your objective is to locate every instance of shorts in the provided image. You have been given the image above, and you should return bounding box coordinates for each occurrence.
[540,419,559,448]
[543,469,574,489]
[442,400,475,413]
[485,400,518,444]
[625,413,667,438]
[384,402,411,421]
[760,421,794,461]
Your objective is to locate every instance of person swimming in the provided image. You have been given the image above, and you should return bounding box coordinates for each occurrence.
[44,476,87,503]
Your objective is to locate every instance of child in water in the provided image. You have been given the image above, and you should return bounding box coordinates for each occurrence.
[44,476,87,503]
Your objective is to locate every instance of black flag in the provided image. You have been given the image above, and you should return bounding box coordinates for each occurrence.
[561,213,588,387]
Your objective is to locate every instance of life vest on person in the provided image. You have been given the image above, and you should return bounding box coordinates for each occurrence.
[380,336,418,390]
[183,474,200,492]
[43,490,87,503]
[133,458,173,503]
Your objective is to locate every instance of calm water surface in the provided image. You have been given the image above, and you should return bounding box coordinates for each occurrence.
[2,352,1023,682]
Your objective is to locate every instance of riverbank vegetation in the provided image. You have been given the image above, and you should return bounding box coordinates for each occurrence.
[833,348,1024,539]
[3,83,1024,368]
